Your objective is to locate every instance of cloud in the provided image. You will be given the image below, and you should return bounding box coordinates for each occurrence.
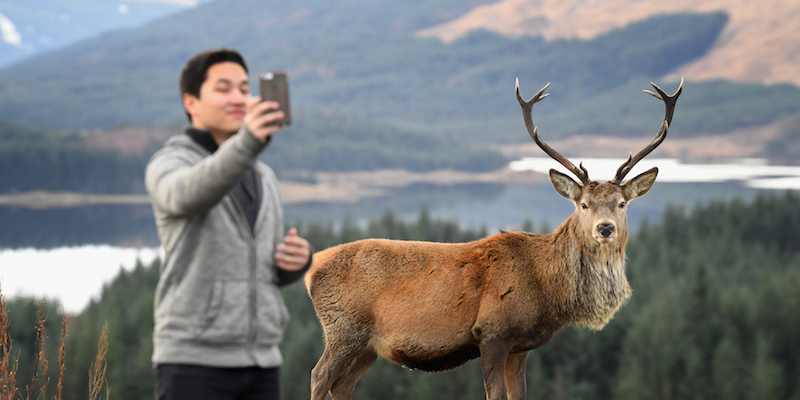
[0,12,22,47]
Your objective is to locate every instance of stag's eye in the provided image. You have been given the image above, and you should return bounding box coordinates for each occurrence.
[581,203,588,210]
[619,202,626,209]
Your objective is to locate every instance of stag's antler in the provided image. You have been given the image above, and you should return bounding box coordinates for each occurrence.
[516,78,591,185]
[611,78,684,184]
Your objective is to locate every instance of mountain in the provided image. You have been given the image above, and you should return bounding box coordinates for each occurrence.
[418,0,800,87]
[0,0,208,68]
[0,0,798,147]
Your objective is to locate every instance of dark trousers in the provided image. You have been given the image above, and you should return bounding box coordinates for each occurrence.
[156,364,281,400]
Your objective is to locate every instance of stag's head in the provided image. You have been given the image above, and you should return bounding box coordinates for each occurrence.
[516,78,683,245]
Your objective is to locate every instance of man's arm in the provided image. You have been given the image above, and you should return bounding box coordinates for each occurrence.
[146,99,285,216]
[145,127,268,216]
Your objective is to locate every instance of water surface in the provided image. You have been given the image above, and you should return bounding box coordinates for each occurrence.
[2,157,797,313]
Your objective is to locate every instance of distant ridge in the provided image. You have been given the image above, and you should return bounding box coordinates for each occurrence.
[0,0,797,149]
[418,0,800,86]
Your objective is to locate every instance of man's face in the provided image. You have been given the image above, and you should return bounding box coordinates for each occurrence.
[183,61,249,143]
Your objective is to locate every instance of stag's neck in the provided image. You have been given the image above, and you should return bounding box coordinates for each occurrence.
[550,216,632,330]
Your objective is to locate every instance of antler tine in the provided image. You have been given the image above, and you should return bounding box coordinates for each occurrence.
[612,120,668,184]
[516,79,591,185]
[643,76,683,127]
[612,78,683,184]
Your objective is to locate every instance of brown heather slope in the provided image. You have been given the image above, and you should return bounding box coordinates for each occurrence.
[417,0,800,86]
[81,126,174,154]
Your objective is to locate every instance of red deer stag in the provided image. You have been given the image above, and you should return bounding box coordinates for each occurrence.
[305,78,683,400]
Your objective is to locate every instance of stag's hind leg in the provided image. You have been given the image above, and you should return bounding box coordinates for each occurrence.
[310,334,371,400]
[329,348,378,400]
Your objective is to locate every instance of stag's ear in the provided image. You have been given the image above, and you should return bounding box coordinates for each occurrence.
[549,169,582,201]
[622,167,658,201]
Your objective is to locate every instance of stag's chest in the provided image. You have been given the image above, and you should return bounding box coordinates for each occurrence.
[574,256,632,329]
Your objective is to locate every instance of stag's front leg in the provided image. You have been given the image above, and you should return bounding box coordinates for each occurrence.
[505,351,529,400]
[479,339,510,400]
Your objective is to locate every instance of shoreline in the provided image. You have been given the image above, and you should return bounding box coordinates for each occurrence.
[0,167,547,209]
[0,191,152,209]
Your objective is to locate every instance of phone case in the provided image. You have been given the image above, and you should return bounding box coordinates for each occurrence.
[258,71,291,126]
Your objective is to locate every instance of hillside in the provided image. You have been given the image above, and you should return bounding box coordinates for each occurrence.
[0,112,509,195]
[0,0,798,154]
[418,0,800,86]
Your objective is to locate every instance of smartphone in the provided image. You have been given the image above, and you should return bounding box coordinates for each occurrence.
[258,71,291,126]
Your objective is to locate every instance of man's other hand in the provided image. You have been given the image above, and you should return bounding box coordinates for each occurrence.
[275,228,311,272]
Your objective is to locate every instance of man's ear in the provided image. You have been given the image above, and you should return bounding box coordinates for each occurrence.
[182,93,199,122]
[622,167,658,200]
[549,169,582,201]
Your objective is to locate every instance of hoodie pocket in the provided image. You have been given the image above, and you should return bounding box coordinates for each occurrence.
[196,280,250,343]
[255,282,290,344]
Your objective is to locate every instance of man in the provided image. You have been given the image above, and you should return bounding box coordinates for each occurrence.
[145,48,312,400]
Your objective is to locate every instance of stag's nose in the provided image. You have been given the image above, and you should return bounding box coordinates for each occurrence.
[598,223,615,238]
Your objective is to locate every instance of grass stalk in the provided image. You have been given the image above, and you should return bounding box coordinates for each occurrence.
[88,322,110,400]
[24,303,47,400]
[0,287,109,400]
[55,314,69,400]
[0,290,17,400]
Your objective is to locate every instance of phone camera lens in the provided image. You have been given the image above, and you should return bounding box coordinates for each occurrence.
[261,72,274,80]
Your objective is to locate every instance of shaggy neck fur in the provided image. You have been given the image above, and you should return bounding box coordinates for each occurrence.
[556,214,633,330]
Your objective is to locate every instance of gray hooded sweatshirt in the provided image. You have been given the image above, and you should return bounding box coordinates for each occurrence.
[145,126,299,368]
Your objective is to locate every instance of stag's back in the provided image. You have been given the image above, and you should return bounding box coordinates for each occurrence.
[306,238,493,323]
[305,234,552,307]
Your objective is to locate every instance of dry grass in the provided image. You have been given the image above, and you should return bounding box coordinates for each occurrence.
[0,288,110,400]
[55,317,68,400]
[88,323,110,400]
[24,302,47,400]
[0,290,18,400]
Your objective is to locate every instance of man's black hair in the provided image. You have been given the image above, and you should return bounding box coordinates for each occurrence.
[179,48,249,122]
